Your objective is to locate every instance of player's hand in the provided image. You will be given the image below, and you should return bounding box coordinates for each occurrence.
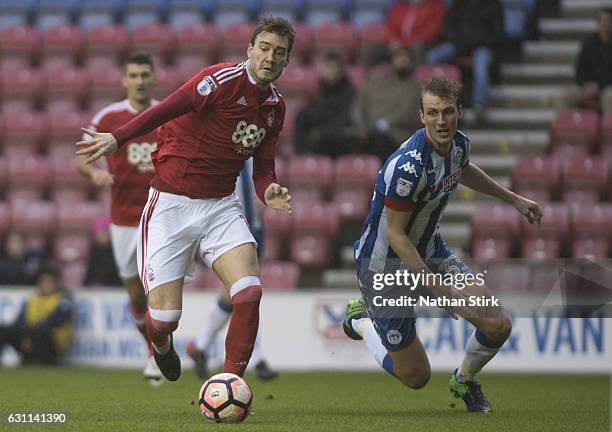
[264,183,292,214]
[512,194,542,225]
[76,128,118,164]
[91,169,114,187]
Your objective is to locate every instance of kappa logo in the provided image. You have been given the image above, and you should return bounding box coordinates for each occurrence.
[236,96,247,106]
[396,178,413,197]
[387,330,403,345]
[197,75,218,96]
[398,161,416,175]
[406,149,422,162]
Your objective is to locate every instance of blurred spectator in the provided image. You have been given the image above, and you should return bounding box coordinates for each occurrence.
[574,8,612,112]
[84,218,121,287]
[0,264,74,366]
[502,0,538,41]
[353,44,421,161]
[425,0,504,114]
[0,232,47,285]
[385,0,447,57]
[294,51,357,158]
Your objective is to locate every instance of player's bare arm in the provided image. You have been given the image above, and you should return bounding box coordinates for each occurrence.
[76,128,119,164]
[460,161,542,224]
[264,183,292,214]
[75,154,114,187]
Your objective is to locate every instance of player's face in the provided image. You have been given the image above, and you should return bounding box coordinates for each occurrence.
[420,92,462,150]
[122,63,155,104]
[247,31,289,86]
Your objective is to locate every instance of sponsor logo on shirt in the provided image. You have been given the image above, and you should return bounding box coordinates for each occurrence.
[441,169,461,192]
[197,75,218,96]
[126,142,156,173]
[232,120,266,156]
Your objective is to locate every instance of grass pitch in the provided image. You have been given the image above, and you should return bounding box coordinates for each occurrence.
[0,367,609,431]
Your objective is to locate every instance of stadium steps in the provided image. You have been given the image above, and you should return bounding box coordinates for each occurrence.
[538,17,596,40]
[501,63,574,84]
[466,130,549,154]
[522,40,580,63]
[561,0,612,18]
[489,84,572,108]
[462,107,556,129]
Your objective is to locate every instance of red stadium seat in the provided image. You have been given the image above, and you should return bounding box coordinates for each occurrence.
[263,207,292,237]
[357,23,386,65]
[0,156,6,188]
[332,188,372,221]
[481,261,531,292]
[291,22,313,63]
[89,68,125,113]
[414,64,462,83]
[570,203,612,258]
[346,64,366,89]
[291,202,340,267]
[290,234,333,268]
[45,68,90,113]
[550,110,600,158]
[221,23,255,61]
[10,200,57,235]
[561,156,609,204]
[85,25,129,66]
[187,264,224,291]
[274,64,318,100]
[294,202,340,236]
[0,26,39,68]
[511,155,560,202]
[471,204,521,259]
[0,69,45,114]
[261,261,299,290]
[56,201,104,233]
[54,232,92,262]
[521,203,570,259]
[153,66,183,100]
[287,155,334,204]
[130,23,176,66]
[602,113,612,149]
[311,22,359,62]
[5,185,45,205]
[41,25,84,70]
[51,186,91,206]
[50,144,91,189]
[262,232,284,261]
[6,153,51,189]
[334,154,381,189]
[49,111,92,148]
[175,23,221,65]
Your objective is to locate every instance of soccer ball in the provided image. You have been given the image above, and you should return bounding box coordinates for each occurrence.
[198,373,253,423]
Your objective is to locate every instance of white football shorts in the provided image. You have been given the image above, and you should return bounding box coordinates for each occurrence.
[109,224,139,279]
[137,188,256,293]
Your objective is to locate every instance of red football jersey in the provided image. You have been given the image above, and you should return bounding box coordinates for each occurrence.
[88,100,157,226]
[150,60,285,199]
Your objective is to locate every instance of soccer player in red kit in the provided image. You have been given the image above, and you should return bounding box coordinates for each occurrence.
[76,51,163,385]
[76,17,294,381]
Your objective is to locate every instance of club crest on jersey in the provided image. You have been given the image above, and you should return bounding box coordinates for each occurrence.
[267,109,275,127]
[197,75,218,96]
[396,178,413,197]
[454,147,463,164]
[398,161,416,175]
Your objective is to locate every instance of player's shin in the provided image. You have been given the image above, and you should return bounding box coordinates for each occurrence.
[145,308,181,354]
[457,329,505,382]
[224,276,262,377]
[130,304,153,356]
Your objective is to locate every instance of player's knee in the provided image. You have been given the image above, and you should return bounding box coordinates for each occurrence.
[397,369,431,390]
[486,315,512,344]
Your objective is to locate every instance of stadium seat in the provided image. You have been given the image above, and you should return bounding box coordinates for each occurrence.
[480,261,531,292]
[0,0,32,30]
[10,200,57,235]
[550,110,600,158]
[346,64,366,88]
[570,203,612,258]
[6,153,51,190]
[45,68,90,113]
[261,261,299,290]
[51,186,91,206]
[357,23,386,65]
[54,232,92,263]
[311,22,359,62]
[84,25,129,69]
[521,203,570,259]
[5,185,45,205]
[130,23,176,66]
[0,25,39,70]
[124,0,164,30]
[291,22,312,64]
[290,202,340,267]
[79,0,123,31]
[332,188,371,222]
[175,23,222,68]
[0,69,45,114]
[210,0,255,29]
[303,0,347,27]
[153,66,183,100]
[262,232,283,261]
[34,0,78,30]
[601,113,612,148]
[561,156,609,204]
[511,155,560,202]
[287,154,334,203]
[332,154,380,221]
[41,25,84,70]
[414,64,462,83]
[50,144,91,189]
[1,112,47,152]
[470,204,521,259]
[259,0,301,24]
[89,67,126,112]
[49,111,92,148]
[263,206,293,238]
[168,0,206,30]
[56,200,104,233]
[0,156,6,188]
[221,22,256,61]
[275,64,317,100]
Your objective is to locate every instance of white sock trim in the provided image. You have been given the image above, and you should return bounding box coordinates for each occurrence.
[229,276,261,298]
[149,308,182,322]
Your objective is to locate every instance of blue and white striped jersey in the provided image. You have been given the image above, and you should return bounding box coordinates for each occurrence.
[355,128,471,274]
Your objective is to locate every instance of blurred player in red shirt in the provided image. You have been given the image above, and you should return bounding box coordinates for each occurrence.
[76,51,163,385]
[77,17,294,382]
